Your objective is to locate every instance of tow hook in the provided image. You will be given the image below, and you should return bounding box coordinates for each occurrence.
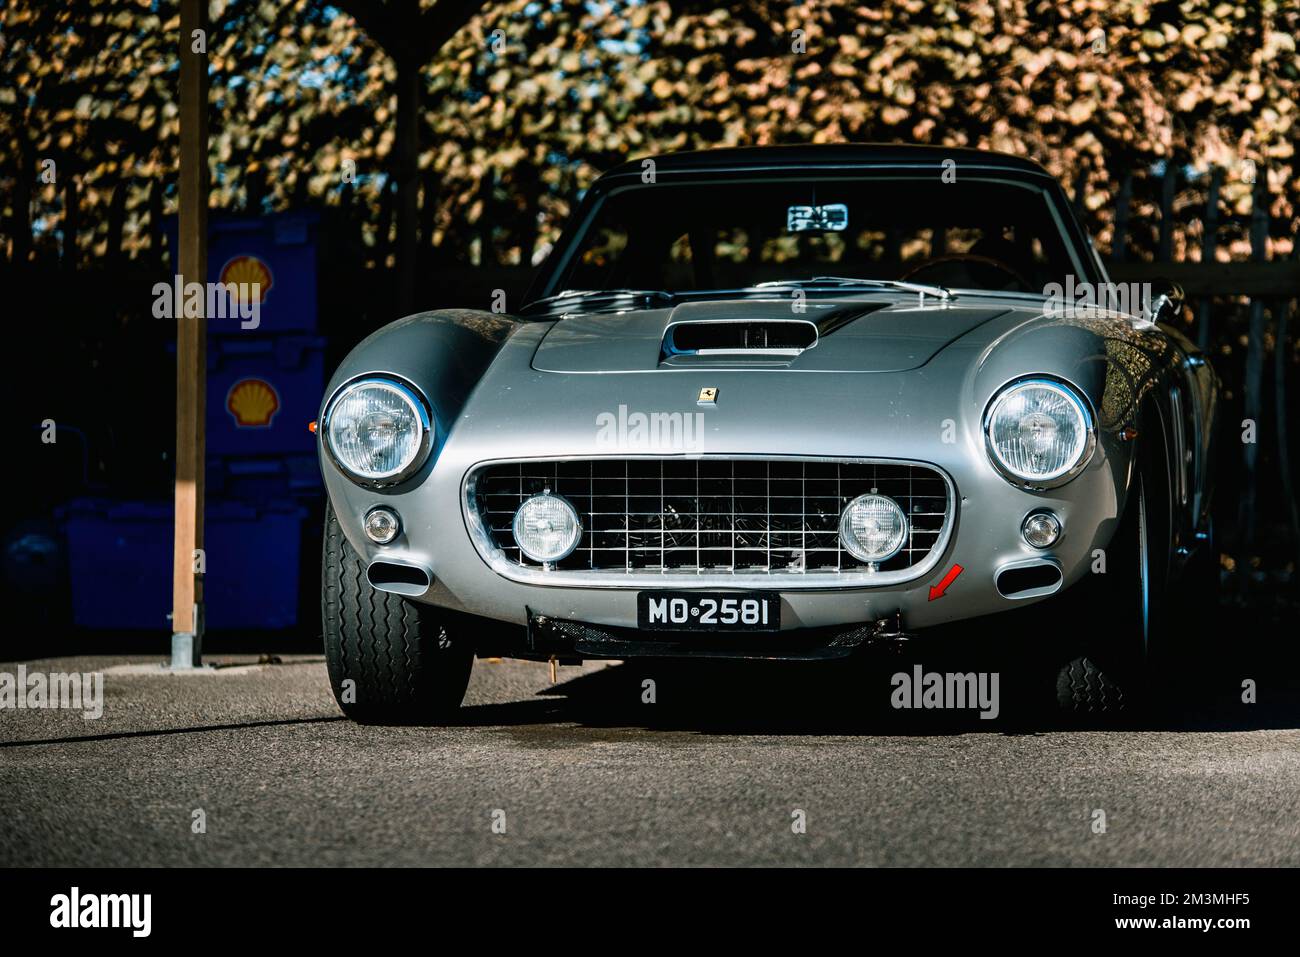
[867,611,913,650]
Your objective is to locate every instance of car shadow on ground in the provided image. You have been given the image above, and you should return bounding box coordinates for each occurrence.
[458,639,1300,738]
[459,598,1300,736]
[0,715,347,749]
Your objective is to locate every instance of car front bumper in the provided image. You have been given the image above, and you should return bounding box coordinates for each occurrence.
[322,445,1129,638]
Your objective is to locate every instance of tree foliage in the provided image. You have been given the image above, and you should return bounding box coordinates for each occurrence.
[2,0,1296,268]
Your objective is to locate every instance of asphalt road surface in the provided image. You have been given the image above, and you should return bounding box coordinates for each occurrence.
[3,643,1300,867]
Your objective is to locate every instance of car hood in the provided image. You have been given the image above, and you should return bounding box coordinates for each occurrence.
[530,296,1015,373]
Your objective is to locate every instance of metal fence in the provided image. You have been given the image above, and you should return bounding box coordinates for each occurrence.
[1077,166,1300,604]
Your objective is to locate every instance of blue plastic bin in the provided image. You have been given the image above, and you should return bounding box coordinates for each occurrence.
[206,452,322,501]
[205,334,325,457]
[62,498,307,631]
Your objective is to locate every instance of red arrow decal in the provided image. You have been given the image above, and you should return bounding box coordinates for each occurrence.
[928,563,964,601]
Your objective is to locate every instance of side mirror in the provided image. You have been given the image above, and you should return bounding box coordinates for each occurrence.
[1148,279,1184,325]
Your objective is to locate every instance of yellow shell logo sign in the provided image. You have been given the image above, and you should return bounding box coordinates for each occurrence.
[219,255,273,303]
[226,378,281,428]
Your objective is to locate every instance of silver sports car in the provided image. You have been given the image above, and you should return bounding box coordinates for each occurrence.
[317,145,1218,722]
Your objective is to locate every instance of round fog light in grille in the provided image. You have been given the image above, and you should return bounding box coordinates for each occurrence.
[512,491,582,564]
[1022,511,1062,549]
[839,493,908,563]
[364,507,401,544]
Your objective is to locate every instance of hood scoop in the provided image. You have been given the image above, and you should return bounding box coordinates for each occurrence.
[661,303,885,365]
[664,319,818,358]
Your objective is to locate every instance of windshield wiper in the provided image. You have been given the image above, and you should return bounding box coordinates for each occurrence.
[523,288,676,312]
[754,276,955,302]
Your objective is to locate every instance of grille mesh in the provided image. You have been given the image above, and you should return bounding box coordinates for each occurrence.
[472,459,948,574]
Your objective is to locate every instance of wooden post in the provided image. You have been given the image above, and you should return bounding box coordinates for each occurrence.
[62,175,79,269]
[1111,174,1132,263]
[1196,167,1222,351]
[1274,288,1300,587]
[172,0,208,668]
[1237,177,1269,601]
[375,176,394,270]
[12,135,33,265]
[1157,166,1176,263]
[148,178,165,270]
[394,57,420,314]
[419,169,438,254]
[1071,169,1087,223]
[107,179,127,265]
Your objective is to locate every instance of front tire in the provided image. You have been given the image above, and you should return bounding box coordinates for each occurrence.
[1055,654,1130,714]
[321,504,473,724]
[1054,447,1168,717]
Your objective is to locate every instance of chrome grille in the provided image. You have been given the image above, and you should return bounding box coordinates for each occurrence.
[470,458,950,575]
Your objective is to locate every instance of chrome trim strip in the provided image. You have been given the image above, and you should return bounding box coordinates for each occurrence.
[365,559,433,598]
[461,454,957,590]
[993,557,1064,600]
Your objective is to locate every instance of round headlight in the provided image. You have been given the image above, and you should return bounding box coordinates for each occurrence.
[324,378,431,485]
[985,379,1094,487]
[839,493,909,563]
[512,492,582,564]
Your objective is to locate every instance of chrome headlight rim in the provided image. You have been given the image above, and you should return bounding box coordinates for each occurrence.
[321,374,433,489]
[983,376,1097,490]
[838,492,910,563]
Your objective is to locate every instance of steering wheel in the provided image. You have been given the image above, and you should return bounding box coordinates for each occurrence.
[900,254,1031,291]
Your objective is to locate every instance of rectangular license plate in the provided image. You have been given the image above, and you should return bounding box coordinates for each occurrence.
[637,591,781,632]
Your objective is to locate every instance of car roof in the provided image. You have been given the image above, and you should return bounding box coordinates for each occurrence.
[598,143,1054,182]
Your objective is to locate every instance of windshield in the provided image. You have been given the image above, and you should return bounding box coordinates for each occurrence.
[545,175,1084,299]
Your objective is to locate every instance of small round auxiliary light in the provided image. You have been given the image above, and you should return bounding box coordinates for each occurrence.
[364,507,401,545]
[512,491,582,564]
[1022,511,1062,549]
[838,493,909,563]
